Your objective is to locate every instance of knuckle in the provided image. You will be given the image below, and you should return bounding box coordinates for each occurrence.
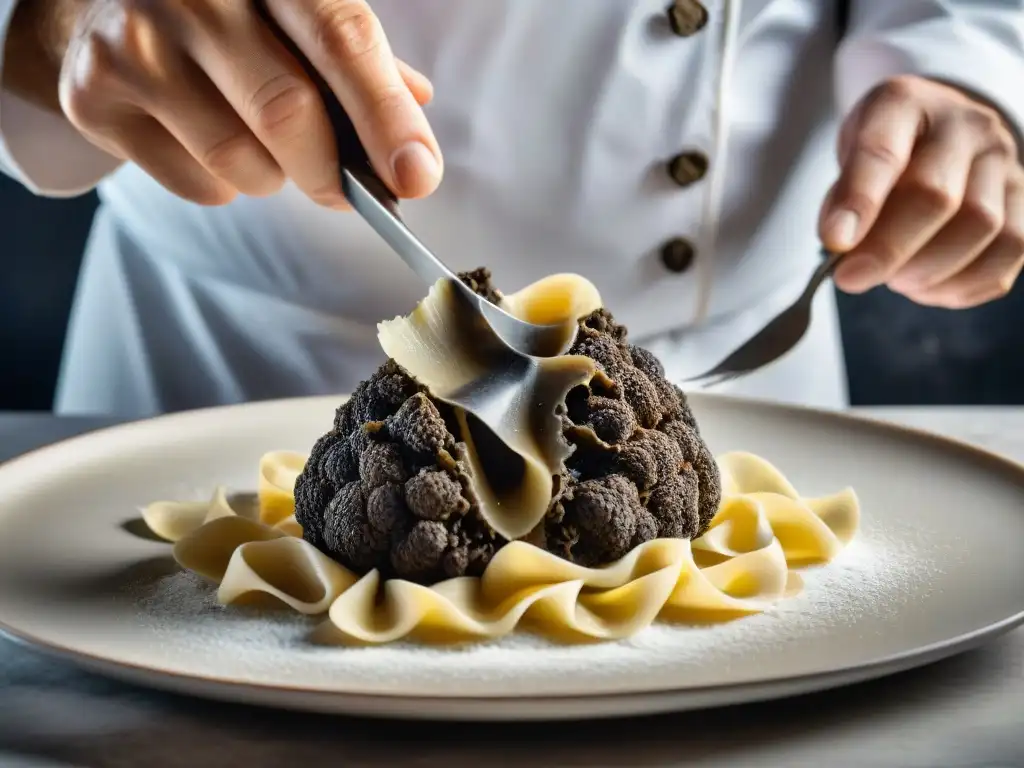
[994,130,1018,157]
[61,83,98,127]
[312,0,384,63]
[61,36,120,124]
[369,83,411,118]
[851,137,904,170]
[998,226,1024,257]
[959,106,1016,156]
[249,74,318,138]
[113,4,162,64]
[903,175,960,215]
[75,33,119,91]
[963,106,1002,134]
[63,6,171,113]
[877,76,919,105]
[200,133,259,176]
[959,199,1004,234]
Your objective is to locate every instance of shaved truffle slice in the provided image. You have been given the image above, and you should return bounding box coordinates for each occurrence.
[293,267,722,585]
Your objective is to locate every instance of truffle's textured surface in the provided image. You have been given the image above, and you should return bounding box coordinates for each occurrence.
[293,269,721,583]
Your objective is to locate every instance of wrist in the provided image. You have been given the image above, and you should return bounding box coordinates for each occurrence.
[3,0,84,112]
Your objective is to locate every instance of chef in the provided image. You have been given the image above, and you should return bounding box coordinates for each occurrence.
[1,0,1022,417]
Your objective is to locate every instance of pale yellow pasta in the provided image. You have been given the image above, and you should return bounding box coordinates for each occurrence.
[139,450,860,645]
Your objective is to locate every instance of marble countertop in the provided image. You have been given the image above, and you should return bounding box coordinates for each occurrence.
[0,408,1022,768]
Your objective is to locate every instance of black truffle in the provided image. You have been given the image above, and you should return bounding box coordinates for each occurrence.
[391,520,449,580]
[366,483,410,547]
[628,345,665,379]
[405,470,468,521]
[346,359,419,425]
[322,481,380,573]
[585,396,637,445]
[390,393,450,456]
[563,475,642,566]
[614,367,662,429]
[359,441,409,487]
[458,267,504,305]
[647,472,701,539]
[292,268,722,585]
[632,506,660,548]
[662,420,721,532]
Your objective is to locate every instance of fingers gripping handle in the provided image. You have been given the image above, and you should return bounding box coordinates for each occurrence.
[253,0,400,210]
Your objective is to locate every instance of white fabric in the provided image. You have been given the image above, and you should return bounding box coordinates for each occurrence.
[1,0,1022,417]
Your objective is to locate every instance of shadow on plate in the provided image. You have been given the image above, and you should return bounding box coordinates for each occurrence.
[120,492,261,545]
[26,556,183,604]
[118,519,166,544]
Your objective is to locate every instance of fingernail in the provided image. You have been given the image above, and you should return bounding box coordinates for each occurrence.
[826,210,860,250]
[389,141,441,197]
[835,254,883,292]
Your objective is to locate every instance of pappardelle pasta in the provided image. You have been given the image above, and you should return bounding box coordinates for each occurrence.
[140,450,859,645]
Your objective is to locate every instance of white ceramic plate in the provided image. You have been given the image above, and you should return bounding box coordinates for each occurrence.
[1,394,1023,721]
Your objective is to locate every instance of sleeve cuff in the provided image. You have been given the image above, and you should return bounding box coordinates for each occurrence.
[835,17,1024,158]
[0,0,121,196]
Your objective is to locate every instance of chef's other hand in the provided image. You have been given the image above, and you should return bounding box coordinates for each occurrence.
[819,76,1024,309]
[25,0,441,207]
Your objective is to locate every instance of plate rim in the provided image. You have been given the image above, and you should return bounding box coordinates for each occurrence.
[1,393,1023,706]
[2,612,1021,720]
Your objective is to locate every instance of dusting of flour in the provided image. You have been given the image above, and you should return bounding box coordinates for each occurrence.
[128,524,946,698]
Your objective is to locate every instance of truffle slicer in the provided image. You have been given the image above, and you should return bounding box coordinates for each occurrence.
[257,3,579,358]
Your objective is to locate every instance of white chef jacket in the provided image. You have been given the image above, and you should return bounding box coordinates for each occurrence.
[1,0,1023,418]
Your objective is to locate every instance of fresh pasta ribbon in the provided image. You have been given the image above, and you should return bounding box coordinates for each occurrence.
[139,450,860,644]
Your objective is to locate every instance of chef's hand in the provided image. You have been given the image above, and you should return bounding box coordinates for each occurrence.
[819,76,1024,308]
[14,0,441,207]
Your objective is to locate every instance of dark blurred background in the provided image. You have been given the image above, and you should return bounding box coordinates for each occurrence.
[2,174,1023,411]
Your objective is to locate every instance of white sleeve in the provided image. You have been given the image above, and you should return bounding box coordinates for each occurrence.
[836,0,1024,153]
[0,0,121,197]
